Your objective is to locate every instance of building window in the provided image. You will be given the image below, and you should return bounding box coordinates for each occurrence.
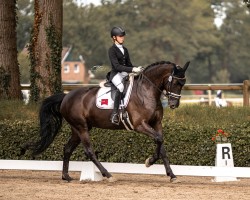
[64,64,70,73]
[74,64,80,73]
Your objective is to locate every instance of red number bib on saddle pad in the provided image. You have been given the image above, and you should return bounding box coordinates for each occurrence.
[96,75,134,109]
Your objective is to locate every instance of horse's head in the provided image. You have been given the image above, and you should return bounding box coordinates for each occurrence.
[164,61,190,109]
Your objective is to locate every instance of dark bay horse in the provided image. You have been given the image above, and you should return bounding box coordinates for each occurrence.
[26,60,189,183]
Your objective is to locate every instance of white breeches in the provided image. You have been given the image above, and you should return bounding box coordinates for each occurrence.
[111,72,128,92]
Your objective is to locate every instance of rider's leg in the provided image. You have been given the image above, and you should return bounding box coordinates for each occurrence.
[110,72,126,124]
[110,90,122,124]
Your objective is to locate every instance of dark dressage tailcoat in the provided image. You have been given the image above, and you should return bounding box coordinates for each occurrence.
[108,44,134,81]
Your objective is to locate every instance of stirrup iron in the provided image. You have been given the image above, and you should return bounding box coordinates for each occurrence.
[111,113,120,125]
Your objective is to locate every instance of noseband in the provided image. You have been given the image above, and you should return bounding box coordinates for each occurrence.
[140,72,186,99]
[164,74,186,99]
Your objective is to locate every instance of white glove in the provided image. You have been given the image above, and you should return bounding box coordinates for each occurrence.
[132,66,143,73]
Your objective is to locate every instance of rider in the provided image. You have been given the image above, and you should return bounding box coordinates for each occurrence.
[108,26,143,124]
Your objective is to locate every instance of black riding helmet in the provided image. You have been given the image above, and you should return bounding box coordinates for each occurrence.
[110,26,126,37]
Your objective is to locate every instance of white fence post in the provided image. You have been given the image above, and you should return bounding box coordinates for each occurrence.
[79,162,103,181]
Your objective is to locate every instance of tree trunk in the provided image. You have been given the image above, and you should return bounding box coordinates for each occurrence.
[0,0,22,100]
[29,0,62,101]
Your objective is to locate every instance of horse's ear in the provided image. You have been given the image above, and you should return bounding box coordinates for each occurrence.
[183,61,190,72]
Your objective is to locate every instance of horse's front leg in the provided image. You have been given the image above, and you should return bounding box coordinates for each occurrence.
[137,120,163,165]
[159,144,177,182]
[136,120,177,182]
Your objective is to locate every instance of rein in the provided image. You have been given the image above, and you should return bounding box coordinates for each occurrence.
[139,72,186,99]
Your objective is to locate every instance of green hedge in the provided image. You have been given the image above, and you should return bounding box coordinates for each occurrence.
[1,106,250,167]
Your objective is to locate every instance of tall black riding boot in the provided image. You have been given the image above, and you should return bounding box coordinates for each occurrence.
[110,90,122,125]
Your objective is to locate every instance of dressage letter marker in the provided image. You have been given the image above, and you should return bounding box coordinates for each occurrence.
[213,143,238,182]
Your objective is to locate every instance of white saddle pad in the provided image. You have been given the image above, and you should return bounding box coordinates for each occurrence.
[96,74,134,109]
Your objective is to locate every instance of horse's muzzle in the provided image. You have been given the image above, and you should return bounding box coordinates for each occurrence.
[168,100,180,109]
[169,104,176,109]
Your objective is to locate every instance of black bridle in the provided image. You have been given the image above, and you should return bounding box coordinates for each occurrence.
[164,73,186,99]
[139,72,186,99]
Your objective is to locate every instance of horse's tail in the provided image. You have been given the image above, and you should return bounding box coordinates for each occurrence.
[32,93,66,156]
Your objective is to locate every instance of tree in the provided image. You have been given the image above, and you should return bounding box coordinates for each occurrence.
[60,0,249,83]
[63,1,108,68]
[243,0,250,8]
[16,0,34,51]
[0,0,22,100]
[29,0,63,101]
[216,0,250,82]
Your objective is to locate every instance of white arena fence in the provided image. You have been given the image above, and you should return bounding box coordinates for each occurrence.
[1,160,250,182]
[21,80,250,106]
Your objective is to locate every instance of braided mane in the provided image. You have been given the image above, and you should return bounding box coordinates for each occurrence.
[144,61,174,71]
[136,60,175,87]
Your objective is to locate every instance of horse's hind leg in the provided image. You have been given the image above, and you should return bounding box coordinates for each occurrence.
[62,128,80,181]
[80,131,113,179]
[72,121,113,180]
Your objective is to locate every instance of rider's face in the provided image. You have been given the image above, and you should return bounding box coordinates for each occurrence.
[114,35,125,44]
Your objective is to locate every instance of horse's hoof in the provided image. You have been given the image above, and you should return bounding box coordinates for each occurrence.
[145,158,151,168]
[107,176,117,182]
[170,178,181,183]
[62,174,73,182]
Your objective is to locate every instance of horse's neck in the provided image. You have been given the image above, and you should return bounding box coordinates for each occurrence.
[142,69,165,89]
[135,72,163,100]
